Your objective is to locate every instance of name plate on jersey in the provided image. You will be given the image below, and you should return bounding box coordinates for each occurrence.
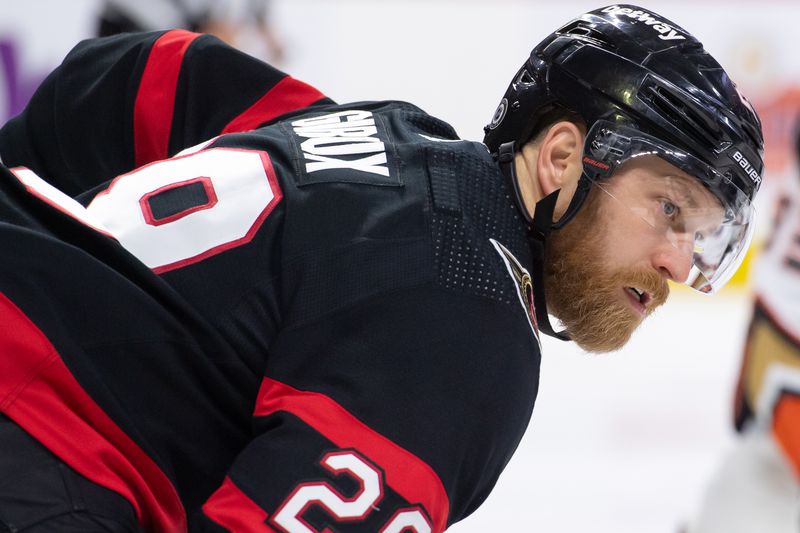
[286,109,401,187]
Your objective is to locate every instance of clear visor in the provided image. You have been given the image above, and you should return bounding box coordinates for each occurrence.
[582,122,756,294]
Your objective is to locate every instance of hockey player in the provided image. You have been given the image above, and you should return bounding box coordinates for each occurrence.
[0,5,764,532]
[687,133,800,533]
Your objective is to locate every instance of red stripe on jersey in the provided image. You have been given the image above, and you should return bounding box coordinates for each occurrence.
[203,476,278,532]
[221,76,327,135]
[134,30,199,167]
[254,377,450,533]
[0,292,186,532]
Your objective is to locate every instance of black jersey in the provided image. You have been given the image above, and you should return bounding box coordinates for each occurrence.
[0,30,332,196]
[0,32,543,533]
[0,164,248,531]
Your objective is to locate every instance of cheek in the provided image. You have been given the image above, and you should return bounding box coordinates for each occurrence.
[604,227,637,267]
[610,236,661,275]
[600,206,660,269]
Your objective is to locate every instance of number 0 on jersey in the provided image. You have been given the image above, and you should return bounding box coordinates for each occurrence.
[87,148,281,273]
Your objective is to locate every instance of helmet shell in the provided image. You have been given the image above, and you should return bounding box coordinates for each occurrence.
[483,4,764,205]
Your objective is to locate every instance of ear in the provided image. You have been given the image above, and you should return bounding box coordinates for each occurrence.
[535,121,584,196]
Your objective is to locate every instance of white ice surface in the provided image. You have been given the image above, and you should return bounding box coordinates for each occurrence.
[449,289,752,533]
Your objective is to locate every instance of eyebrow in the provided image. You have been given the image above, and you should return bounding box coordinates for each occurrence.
[665,175,700,209]
[670,167,730,208]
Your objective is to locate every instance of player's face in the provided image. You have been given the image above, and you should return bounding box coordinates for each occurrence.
[544,156,723,353]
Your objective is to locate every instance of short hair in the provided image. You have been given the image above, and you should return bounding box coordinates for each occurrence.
[525,106,586,146]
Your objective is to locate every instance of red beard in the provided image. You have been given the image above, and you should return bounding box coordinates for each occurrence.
[544,189,670,353]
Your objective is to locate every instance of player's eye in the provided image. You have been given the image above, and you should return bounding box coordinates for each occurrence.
[660,199,679,220]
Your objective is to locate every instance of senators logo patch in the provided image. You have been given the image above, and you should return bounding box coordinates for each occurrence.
[490,239,540,344]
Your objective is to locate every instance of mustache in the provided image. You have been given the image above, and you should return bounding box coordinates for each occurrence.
[621,267,670,310]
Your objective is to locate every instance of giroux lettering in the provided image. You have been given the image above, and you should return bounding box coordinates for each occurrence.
[292,111,389,177]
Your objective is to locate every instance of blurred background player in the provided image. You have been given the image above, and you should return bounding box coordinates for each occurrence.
[96,0,285,63]
[687,124,800,533]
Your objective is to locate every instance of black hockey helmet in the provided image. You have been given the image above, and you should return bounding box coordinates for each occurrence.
[485,4,764,297]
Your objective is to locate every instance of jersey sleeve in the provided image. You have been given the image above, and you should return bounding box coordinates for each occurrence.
[0,30,333,197]
[201,285,541,532]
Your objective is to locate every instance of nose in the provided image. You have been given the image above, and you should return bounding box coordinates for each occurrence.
[652,236,694,283]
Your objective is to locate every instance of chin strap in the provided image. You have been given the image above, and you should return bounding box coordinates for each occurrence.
[498,141,571,341]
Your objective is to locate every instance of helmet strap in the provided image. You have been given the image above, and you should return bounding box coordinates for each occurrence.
[552,175,591,230]
[498,141,533,225]
[497,141,570,341]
